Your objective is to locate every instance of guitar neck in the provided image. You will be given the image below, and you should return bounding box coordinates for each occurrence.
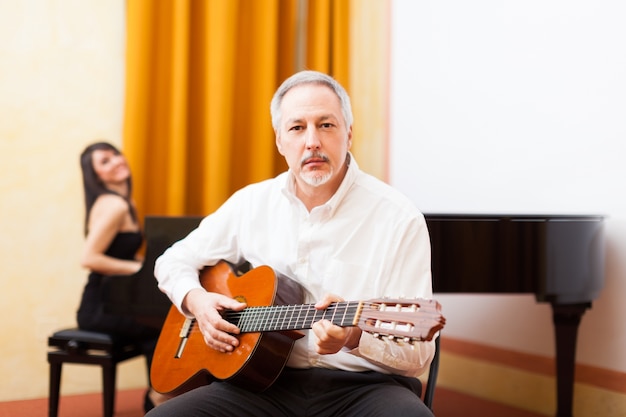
[225,301,362,333]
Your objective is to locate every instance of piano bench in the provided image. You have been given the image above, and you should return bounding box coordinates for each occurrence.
[47,328,144,417]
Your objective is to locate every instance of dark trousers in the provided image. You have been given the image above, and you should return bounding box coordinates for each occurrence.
[146,367,434,417]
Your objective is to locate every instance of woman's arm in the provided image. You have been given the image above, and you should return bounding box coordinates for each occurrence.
[80,194,142,275]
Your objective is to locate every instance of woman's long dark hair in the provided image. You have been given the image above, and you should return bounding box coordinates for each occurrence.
[80,142,135,235]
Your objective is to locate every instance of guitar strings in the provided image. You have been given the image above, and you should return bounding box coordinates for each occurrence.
[225,301,360,332]
[221,301,444,336]
[184,300,444,342]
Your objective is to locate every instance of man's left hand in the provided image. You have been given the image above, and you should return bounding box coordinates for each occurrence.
[312,294,362,354]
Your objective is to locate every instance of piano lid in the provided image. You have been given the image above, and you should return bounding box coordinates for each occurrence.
[425,214,605,303]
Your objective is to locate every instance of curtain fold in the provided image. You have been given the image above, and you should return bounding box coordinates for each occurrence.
[123,0,351,219]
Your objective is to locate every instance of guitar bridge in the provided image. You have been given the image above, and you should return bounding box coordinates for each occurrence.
[175,318,195,358]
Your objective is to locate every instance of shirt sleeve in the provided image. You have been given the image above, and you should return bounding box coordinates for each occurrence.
[350,333,437,377]
[349,212,437,377]
[154,191,245,315]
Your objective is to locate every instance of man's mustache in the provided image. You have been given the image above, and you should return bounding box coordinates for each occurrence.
[300,152,330,166]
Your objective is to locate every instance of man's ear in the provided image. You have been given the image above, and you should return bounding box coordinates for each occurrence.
[275,133,284,155]
[347,126,353,149]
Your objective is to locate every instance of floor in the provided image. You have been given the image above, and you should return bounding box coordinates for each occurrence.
[0,387,545,417]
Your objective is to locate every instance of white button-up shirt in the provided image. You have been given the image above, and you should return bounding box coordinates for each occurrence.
[155,156,436,377]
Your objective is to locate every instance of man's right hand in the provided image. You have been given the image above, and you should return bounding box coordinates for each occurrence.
[182,288,247,353]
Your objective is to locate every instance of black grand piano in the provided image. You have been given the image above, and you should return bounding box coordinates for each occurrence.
[105,214,605,417]
[427,214,605,417]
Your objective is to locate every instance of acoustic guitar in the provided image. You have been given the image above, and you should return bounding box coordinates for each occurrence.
[151,260,445,394]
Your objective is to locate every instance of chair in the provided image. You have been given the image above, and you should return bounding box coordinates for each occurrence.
[422,334,441,411]
[47,328,143,417]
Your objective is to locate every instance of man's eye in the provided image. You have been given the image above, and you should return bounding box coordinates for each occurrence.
[289,125,303,131]
[321,123,333,128]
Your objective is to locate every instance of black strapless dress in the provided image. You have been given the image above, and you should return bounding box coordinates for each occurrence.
[77,231,160,365]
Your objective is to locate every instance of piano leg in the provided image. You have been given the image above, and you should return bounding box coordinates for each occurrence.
[551,302,590,417]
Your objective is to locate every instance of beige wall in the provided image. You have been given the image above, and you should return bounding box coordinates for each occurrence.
[0,0,393,402]
[0,1,147,401]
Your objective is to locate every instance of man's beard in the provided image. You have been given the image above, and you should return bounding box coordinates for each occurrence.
[300,169,332,187]
[299,151,332,187]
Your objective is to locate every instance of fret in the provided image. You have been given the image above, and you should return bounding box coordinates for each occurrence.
[339,302,348,327]
[293,304,305,329]
[280,306,290,330]
[302,305,312,329]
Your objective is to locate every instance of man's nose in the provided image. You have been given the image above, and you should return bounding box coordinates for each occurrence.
[304,128,321,149]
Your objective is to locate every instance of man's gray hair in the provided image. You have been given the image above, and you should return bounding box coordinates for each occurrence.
[270,70,354,132]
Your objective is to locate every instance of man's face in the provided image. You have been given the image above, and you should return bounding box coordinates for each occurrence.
[275,84,352,191]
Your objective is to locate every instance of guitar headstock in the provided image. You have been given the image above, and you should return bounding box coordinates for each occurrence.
[357,298,445,343]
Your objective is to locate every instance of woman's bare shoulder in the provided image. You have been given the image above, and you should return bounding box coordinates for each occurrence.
[91,193,128,218]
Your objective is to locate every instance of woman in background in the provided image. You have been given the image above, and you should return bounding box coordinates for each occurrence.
[77,141,167,412]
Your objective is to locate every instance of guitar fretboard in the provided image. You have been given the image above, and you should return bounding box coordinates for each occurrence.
[224,301,363,333]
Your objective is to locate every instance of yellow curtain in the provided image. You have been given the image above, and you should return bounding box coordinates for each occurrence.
[123,0,351,220]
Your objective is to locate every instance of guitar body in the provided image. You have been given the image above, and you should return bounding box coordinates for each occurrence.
[151,261,304,394]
